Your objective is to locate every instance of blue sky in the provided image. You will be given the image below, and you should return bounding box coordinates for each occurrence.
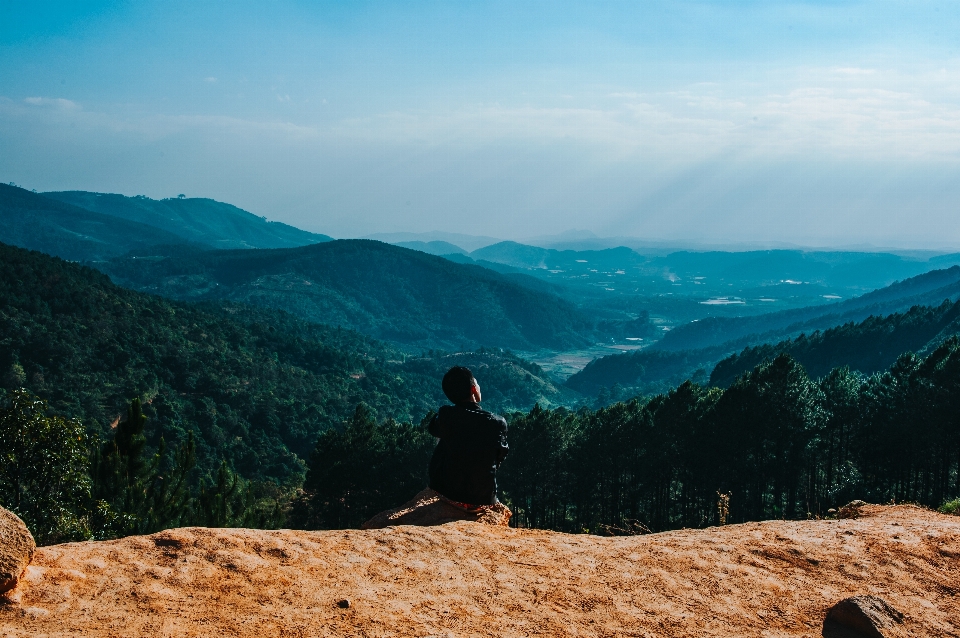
[2,1,959,247]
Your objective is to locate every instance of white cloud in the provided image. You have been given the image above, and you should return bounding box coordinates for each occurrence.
[322,62,960,161]
[10,60,960,163]
[23,97,79,110]
[833,67,877,76]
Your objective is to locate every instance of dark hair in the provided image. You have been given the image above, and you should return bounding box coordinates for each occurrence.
[442,366,476,404]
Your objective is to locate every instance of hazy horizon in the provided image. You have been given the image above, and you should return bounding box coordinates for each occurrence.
[3,1,959,249]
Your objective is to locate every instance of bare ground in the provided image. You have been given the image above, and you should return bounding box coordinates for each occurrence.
[2,504,958,637]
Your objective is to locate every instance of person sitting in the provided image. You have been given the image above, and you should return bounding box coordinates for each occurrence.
[427,366,509,512]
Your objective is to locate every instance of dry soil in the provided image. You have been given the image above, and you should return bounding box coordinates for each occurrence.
[2,504,958,637]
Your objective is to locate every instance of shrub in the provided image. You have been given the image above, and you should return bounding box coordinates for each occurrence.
[939,498,960,516]
[0,389,92,544]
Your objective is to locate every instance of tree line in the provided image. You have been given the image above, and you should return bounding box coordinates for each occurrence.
[0,391,282,545]
[294,338,960,533]
[5,337,959,542]
[710,299,960,387]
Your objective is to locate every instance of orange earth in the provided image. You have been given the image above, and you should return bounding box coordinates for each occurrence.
[2,504,958,637]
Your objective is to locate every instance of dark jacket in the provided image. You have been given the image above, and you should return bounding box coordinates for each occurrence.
[428,403,509,505]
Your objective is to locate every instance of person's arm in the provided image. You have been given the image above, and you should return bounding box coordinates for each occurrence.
[428,410,444,438]
[495,418,509,467]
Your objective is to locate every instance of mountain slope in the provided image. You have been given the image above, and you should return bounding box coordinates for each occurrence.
[0,242,578,485]
[709,300,960,387]
[43,190,332,249]
[393,240,467,256]
[100,240,597,351]
[0,184,188,261]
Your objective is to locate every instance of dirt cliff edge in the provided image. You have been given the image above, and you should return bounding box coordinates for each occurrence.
[2,505,957,637]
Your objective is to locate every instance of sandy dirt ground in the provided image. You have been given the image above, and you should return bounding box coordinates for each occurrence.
[2,504,958,637]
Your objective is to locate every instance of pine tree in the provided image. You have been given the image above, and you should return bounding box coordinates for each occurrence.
[91,398,197,535]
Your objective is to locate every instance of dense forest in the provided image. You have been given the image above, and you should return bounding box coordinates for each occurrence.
[100,239,600,351]
[0,243,577,486]
[507,346,959,532]
[296,345,960,533]
[710,300,960,387]
[10,338,958,542]
[2,235,958,546]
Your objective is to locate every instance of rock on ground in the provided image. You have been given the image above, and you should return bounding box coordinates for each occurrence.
[2,505,958,637]
[823,595,906,638]
[361,487,512,529]
[0,506,35,595]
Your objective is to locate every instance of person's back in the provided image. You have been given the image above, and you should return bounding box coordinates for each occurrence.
[428,367,508,507]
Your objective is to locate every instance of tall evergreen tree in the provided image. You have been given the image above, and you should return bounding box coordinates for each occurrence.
[291,404,434,529]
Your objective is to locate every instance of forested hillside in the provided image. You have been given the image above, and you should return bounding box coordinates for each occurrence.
[44,190,332,249]
[565,344,722,396]
[100,240,598,351]
[0,242,577,488]
[710,300,960,387]
[0,184,188,262]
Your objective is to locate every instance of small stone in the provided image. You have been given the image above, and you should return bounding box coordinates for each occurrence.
[823,595,905,637]
[337,599,350,609]
[838,501,868,519]
[0,506,36,595]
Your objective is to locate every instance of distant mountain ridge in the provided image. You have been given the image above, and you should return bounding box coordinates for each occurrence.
[425,241,960,333]
[43,190,332,249]
[100,240,598,351]
[465,242,960,294]
[0,184,189,262]
[366,231,499,253]
[394,240,467,256]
